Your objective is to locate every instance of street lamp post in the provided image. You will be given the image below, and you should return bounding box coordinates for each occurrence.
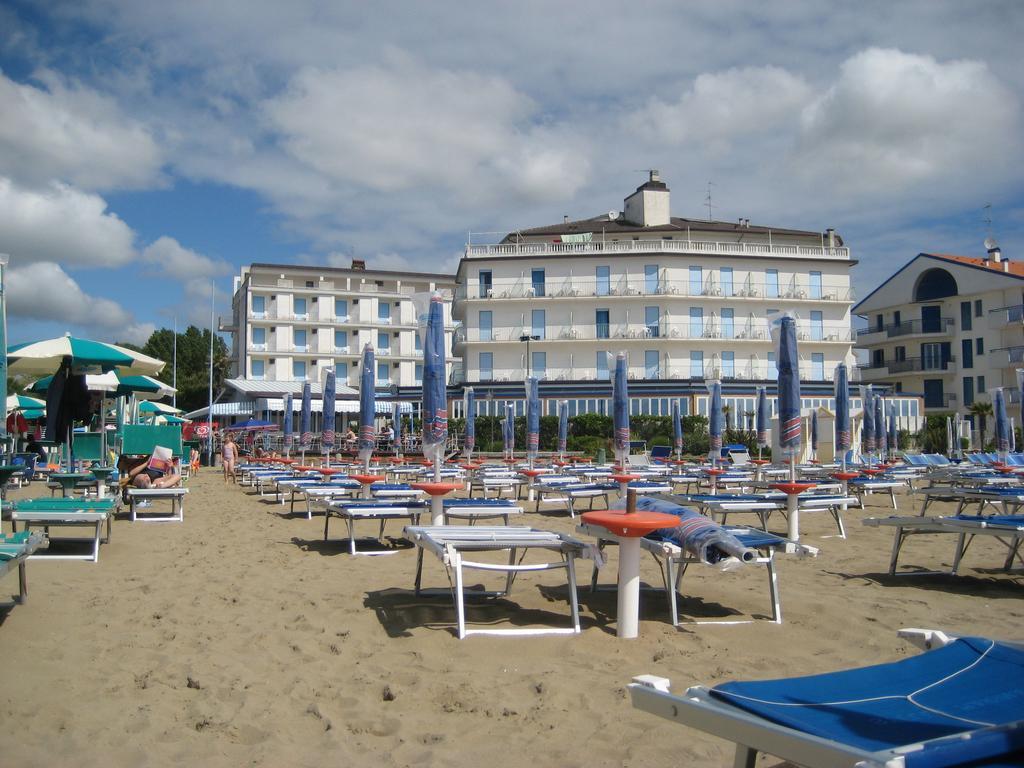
[486,391,494,449]
[519,331,540,378]
[0,254,9,453]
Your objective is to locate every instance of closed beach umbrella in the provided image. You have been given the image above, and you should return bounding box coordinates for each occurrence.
[502,403,515,458]
[283,393,293,456]
[464,388,475,459]
[775,315,802,470]
[525,376,540,465]
[299,381,312,450]
[611,352,630,466]
[358,344,376,468]
[392,403,402,456]
[810,410,819,459]
[875,395,887,460]
[558,400,569,458]
[421,294,448,474]
[707,379,723,464]
[860,384,874,460]
[946,416,954,458]
[888,401,898,454]
[322,369,336,460]
[672,399,684,459]
[994,387,1011,460]
[834,363,851,469]
[756,387,769,452]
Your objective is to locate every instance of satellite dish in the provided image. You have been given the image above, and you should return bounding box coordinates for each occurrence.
[609,210,619,221]
[985,236,999,251]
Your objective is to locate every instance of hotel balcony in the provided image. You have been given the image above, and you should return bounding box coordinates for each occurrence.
[855,317,954,343]
[464,239,850,262]
[470,362,831,384]
[857,356,956,382]
[992,345,1024,368]
[456,276,854,303]
[988,304,1024,329]
[455,322,853,345]
[924,393,958,411]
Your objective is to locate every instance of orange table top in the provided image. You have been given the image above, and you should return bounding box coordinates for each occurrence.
[831,472,861,480]
[581,510,679,538]
[772,482,817,494]
[749,459,771,465]
[349,474,386,484]
[410,481,463,496]
[609,473,641,483]
[317,467,345,476]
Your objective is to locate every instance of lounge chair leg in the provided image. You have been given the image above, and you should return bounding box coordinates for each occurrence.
[951,533,970,575]
[453,553,467,640]
[323,513,331,541]
[92,521,101,563]
[414,547,425,596]
[767,556,781,624]
[504,547,516,595]
[348,518,357,556]
[834,509,846,539]
[732,745,757,768]
[18,560,27,603]
[665,556,679,626]
[566,554,581,634]
[889,528,906,575]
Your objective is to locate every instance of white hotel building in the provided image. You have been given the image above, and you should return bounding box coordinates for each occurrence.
[452,172,879,425]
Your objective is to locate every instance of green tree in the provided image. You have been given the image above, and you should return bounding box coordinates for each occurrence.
[141,326,230,414]
[969,400,993,449]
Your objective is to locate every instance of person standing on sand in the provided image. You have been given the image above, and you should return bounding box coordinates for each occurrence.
[222,434,238,482]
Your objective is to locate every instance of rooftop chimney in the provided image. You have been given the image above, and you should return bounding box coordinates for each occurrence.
[351,259,366,271]
[1004,260,1010,272]
[623,170,670,227]
[826,228,836,247]
[989,246,1003,263]
[564,215,569,224]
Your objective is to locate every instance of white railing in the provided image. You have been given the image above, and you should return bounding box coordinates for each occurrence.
[465,239,849,261]
[455,323,853,344]
[471,364,835,382]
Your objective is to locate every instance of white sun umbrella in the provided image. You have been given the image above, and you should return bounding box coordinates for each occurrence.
[8,334,165,376]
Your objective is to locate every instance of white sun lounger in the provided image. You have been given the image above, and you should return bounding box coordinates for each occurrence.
[404,525,591,639]
[127,487,189,522]
[628,629,1024,768]
[9,498,117,562]
[324,500,427,555]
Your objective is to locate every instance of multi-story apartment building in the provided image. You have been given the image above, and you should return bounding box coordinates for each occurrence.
[855,246,1024,416]
[452,172,864,422]
[224,260,457,391]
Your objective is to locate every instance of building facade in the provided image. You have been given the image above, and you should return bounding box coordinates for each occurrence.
[452,172,861,419]
[224,261,458,390]
[854,248,1024,415]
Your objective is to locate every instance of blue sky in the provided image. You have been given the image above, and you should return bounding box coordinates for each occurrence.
[1,0,1022,346]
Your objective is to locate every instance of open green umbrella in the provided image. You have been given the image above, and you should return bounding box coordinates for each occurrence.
[6,393,46,411]
[8,334,164,376]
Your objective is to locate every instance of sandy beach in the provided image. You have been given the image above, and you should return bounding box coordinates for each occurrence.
[1,470,1021,767]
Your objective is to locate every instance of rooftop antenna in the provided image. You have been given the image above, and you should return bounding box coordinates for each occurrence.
[705,181,715,221]
[983,202,993,236]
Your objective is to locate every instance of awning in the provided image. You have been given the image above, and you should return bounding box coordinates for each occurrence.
[259,398,412,414]
[185,401,256,419]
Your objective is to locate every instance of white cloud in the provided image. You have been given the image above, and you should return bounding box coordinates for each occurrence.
[0,177,137,267]
[0,70,163,191]
[141,236,231,282]
[6,261,154,343]
[631,66,812,149]
[794,48,1022,197]
[262,59,590,204]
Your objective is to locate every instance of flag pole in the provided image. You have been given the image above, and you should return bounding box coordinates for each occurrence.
[207,282,215,467]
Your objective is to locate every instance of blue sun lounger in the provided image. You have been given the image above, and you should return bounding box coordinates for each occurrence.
[630,631,1024,767]
[1,531,47,602]
[441,498,523,524]
[323,499,428,555]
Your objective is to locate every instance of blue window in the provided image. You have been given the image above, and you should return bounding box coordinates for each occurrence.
[377,362,389,384]
[335,361,347,381]
[480,310,493,341]
[532,351,546,378]
[812,353,824,380]
[645,264,659,294]
[809,271,822,299]
[251,359,265,379]
[532,309,545,339]
[810,311,823,341]
[690,351,703,378]
[415,332,422,352]
[721,308,734,339]
[721,351,735,378]
[378,301,391,322]
[596,309,610,339]
[252,327,265,346]
[334,298,347,318]
[767,352,777,379]
[597,352,609,381]
[415,363,423,383]
[645,350,660,378]
[293,329,307,350]
[377,331,390,350]
[963,377,974,407]
[721,268,733,297]
[292,360,306,379]
[689,307,703,337]
[596,266,610,297]
[478,270,492,298]
[252,295,265,315]
[645,306,660,338]
[294,297,307,316]
[334,330,347,349]
[766,270,779,298]
[479,352,493,380]
[689,266,702,295]
[531,268,545,297]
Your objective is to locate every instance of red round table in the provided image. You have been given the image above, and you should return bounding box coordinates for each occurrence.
[350,474,385,499]
[771,482,817,543]
[580,509,680,639]
[860,467,885,476]
[610,473,641,498]
[410,481,464,524]
[705,467,727,495]
[317,467,345,477]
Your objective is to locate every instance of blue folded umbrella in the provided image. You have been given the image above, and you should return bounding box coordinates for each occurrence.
[623,496,754,564]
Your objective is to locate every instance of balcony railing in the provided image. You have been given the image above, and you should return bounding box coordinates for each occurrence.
[989,305,1024,329]
[924,393,957,409]
[458,276,854,302]
[888,356,956,373]
[465,239,850,261]
[469,363,833,383]
[455,323,853,344]
[856,318,956,339]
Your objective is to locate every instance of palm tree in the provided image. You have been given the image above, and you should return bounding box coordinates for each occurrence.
[969,400,993,449]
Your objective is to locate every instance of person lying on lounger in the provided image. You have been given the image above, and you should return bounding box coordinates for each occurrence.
[126,446,182,489]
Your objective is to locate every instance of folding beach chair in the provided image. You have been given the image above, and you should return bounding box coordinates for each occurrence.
[629,630,1024,768]
[404,525,590,639]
